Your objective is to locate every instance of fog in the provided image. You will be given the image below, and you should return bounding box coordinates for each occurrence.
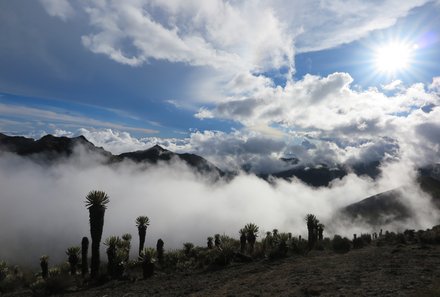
[0,147,438,266]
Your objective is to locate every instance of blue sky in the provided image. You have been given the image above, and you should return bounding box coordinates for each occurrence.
[1,0,440,169]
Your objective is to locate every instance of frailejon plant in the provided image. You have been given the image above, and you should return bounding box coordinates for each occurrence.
[85,190,110,278]
[318,224,324,241]
[239,228,247,253]
[207,237,214,249]
[140,248,156,279]
[121,233,132,262]
[81,237,89,277]
[104,236,120,278]
[214,234,221,248]
[156,239,164,264]
[135,216,150,257]
[65,247,80,275]
[183,242,194,256]
[305,214,319,250]
[244,223,259,255]
[40,255,49,280]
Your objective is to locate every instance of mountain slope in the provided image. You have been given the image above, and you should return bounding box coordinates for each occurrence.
[341,176,440,226]
[0,133,111,159]
[0,133,224,176]
[117,145,224,177]
[261,165,347,187]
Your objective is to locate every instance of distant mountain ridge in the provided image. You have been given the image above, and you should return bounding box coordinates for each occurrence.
[1,132,439,227]
[0,133,111,158]
[340,176,440,226]
[0,133,224,177]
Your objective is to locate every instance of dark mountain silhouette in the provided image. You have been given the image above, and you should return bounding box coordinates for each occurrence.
[117,145,224,177]
[261,165,347,187]
[263,159,384,187]
[341,176,440,226]
[0,133,224,177]
[0,133,111,160]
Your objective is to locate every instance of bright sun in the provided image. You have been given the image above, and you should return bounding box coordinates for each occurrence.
[374,41,416,74]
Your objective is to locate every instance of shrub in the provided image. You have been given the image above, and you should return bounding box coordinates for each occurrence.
[418,226,440,244]
[332,235,351,253]
[352,237,364,249]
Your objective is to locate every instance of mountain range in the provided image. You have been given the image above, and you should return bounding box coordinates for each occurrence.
[1,132,439,226]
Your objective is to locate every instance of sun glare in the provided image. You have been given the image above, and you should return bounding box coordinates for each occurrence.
[374,41,415,75]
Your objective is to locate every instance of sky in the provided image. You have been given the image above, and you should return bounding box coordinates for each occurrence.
[1,0,440,170]
[1,1,440,264]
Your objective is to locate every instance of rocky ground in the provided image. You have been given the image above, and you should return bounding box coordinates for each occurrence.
[5,242,440,297]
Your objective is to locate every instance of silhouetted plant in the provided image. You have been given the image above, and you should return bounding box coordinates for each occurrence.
[140,248,156,279]
[239,228,247,253]
[156,239,164,264]
[81,237,89,277]
[263,231,273,253]
[360,233,372,244]
[114,249,128,279]
[272,229,279,241]
[269,233,289,259]
[244,223,259,255]
[121,233,132,262]
[352,234,364,249]
[332,235,350,253]
[207,236,214,249]
[305,214,319,250]
[136,216,150,256]
[85,190,110,278]
[66,247,80,275]
[404,229,415,242]
[214,234,221,248]
[213,241,235,266]
[0,261,7,282]
[104,236,120,278]
[183,242,194,256]
[318,224,324,241]
[40,256,49,280]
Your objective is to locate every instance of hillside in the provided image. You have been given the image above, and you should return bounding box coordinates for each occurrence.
[6,242,439,297]
[0,133,224,177]
[341,176,440,226]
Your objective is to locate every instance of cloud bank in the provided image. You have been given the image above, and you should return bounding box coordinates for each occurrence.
[0,145,438,266]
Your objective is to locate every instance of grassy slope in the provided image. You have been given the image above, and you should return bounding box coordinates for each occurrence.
[58,243,440,297]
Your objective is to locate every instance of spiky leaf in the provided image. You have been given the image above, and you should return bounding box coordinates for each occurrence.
[85,190,110,209]
[135,216,150,227]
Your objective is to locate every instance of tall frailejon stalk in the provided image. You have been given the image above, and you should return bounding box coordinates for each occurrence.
[40,255,49,279]
[81,237,89,277]
[135,216,150,257]
[305,214,318,250]
[318,223,324,241]
[104,236,120,278]
[214,234,221,248]
[207,237,214,249]
[156,239,164,264]
[244,223,259,255]
[85,190,110,279]
[66,246,81,275]
[121,233,132,262]
[239,228,247,253]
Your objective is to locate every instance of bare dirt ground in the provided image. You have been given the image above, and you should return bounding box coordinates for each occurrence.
[60,243,440,297]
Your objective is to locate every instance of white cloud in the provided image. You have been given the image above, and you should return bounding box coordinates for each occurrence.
[430,76,440,92]
[40,0,74,21]
[194,107,214,120]
[381,80,403,91]
[0,103,158,134]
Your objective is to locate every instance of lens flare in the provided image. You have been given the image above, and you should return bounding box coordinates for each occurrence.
[374,42,415,74]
